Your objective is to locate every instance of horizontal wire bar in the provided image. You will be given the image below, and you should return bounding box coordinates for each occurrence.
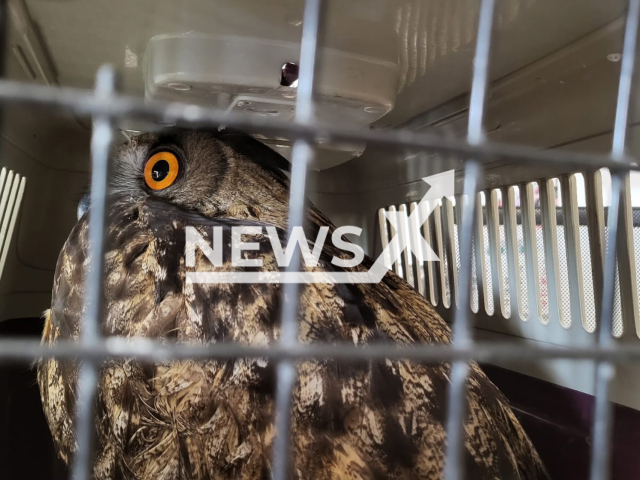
[5,338,640,363]
[0,80,636,172]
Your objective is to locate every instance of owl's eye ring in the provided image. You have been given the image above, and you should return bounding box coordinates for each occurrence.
[144,151,180,190]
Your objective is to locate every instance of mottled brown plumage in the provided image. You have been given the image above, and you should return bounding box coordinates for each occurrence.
[38,130,549,479]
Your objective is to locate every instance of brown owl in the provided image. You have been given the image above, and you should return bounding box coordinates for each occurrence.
[38,130,549,479]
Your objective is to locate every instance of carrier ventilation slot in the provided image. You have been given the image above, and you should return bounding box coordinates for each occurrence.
[378,170,639,340]
[0,168,26,279]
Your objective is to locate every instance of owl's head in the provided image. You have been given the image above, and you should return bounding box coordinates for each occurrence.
[101,130,293,226]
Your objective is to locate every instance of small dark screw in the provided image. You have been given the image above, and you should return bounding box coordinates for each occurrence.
[280,62,299,87]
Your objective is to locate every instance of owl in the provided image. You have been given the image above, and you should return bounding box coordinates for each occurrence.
[38,130,549,480]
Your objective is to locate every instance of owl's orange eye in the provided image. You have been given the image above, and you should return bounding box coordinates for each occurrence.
[144,151,180,190]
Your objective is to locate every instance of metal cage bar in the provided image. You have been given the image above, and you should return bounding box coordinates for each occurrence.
[0,84,638,174]
[443,0,495,477]
[6,337,640,363]
[272,0,325,478]
[70,65,117,480]
[590,0,640,478]
[443,162,480,480]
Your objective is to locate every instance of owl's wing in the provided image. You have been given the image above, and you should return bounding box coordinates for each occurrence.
[39,194,548,480]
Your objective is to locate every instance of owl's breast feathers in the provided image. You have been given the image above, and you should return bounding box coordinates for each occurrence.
[38,195,549,480]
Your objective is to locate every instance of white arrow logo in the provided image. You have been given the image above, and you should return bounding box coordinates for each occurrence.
[382,169,453,267]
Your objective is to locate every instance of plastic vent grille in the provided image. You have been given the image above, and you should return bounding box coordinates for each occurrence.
[533,182,550,324]
[470,228,479,313]
[481,198,495,315]
[516,215,529,320]
[498,210,511,318]
[578,218,597,333]
[556,224,572,327]
[378,174,638,340]
[603,224,624,338]
[0,168,26,279]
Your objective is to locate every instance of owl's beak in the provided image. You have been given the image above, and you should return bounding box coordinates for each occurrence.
[77,192,90,220]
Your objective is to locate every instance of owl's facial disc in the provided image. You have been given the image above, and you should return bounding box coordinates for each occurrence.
[144,150,181,190]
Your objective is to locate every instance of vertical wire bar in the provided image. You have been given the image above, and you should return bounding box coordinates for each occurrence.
[294,0,324,126]
[590,1,640,478]
[466,0,495,147]
[71,65,116,480]
[612,1,640,160]
[444,0,494,477]
[539,178,564,326]
[590,174,622,480]
[521,183,541,322]
[444,163,480,480]
[272,1,325,479]
[502,186,520,319]
[560,175,586,329]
